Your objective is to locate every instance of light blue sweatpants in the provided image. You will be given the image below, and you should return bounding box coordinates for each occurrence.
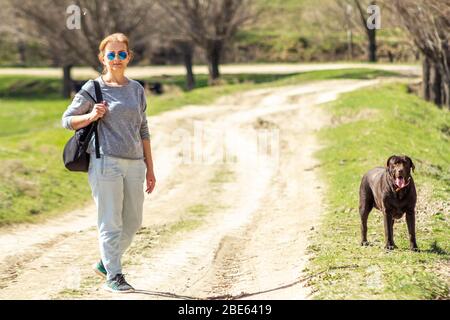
[88,155,146,280]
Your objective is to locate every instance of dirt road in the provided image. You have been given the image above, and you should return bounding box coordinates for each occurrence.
[0,78,385,300]
[0,63,420,78]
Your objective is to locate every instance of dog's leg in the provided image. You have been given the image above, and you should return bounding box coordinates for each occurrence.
[391,219,398,249]
[359,201,372,246]
[360,210,370,246]
[383,211,395,250]
[359,179,373,246]
[406,209,419,251]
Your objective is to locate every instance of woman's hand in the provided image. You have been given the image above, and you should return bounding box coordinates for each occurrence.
[145,169,156,194]
[89,101,108,122]
[69,100,107,130]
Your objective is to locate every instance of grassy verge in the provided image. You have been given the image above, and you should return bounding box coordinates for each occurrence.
[0,97,91,225]
[307,83,450,299]
[0,75,61,98]
[0,68,399,226]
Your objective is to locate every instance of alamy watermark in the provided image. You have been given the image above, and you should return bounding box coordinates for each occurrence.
[367,4,381,30]
[170,120,280,167]
[366,265,383,290]
[66,4,86,30]
[63,266,81,290]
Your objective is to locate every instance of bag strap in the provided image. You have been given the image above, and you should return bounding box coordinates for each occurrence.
[93,80,103,159]
[82,90,95,104]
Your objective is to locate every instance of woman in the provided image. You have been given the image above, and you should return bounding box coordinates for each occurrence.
[62,33,156,293]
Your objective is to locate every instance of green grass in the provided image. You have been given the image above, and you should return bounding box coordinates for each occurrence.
[0,127,91,225]
[0,75,61,98]
[209,168,234,185]
[307,83,450,299]
[0,95,91,225]
[0,68,400,226]
[186,204,211,218]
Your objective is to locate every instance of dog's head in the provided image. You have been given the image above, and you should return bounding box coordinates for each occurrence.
[386,155,415,190]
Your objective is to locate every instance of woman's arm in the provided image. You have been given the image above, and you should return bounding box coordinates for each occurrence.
[143,138,156,194]
[69,103,107,130]
[69,113,94,131]
[62,81,106,131]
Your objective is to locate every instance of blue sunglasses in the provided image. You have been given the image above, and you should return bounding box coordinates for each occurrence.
[106,51,128,61]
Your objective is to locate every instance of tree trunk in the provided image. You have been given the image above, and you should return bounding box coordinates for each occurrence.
[368,29,377,62]
[179,41,195,91]
[206,40,222,85]
[441,56,450,109]
[429,62,442,107]
[443,80,450,109]
[62,65,73,99]
[422,56,430,101]
[347,30,353,60]
[388,51,394,63]
[355,0,377,62]
[17,41,26,66]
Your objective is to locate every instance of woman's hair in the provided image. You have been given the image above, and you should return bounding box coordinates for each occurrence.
[98,33,133,74]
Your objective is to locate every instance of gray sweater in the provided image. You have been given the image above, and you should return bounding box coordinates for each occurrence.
[62,76,150,160]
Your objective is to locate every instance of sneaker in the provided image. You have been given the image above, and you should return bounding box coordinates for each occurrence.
[92,260,107,279]
[104,274,135,293]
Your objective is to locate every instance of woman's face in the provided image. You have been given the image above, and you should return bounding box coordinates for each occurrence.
[101,41,131,73]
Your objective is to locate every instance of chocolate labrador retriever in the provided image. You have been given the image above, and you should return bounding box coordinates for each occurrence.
[359,155,418,251]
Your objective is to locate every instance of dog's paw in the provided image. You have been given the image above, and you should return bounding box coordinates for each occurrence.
[385,244,396,250]
[361,241,370,246]
[410,246,420,252]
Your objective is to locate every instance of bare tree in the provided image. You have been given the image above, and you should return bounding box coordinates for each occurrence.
[157,0,256,85]
[174,40,196,90]
[10,0,155,97]
[150,3,197,90]
[344,3,355,60]
[321,0,358,60]
[354,0,378,62]
[0,1,30,66]
[392,0,450,108]
[311,0,385,62]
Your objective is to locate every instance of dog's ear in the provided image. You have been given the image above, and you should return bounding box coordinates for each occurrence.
[405,156,415,173]
[386,155,397,168]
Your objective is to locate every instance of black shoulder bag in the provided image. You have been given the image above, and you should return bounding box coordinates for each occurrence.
[63,80,102,172]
